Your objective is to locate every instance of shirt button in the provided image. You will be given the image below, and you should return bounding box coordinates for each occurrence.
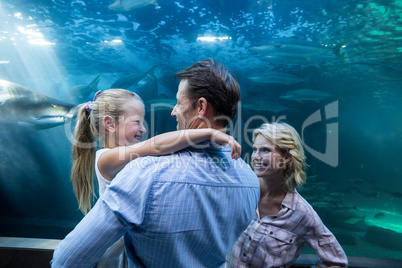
[243,253,246,257]
[289,239,293,242]
[249,236,252,241]
[270,231,273,235]
[257,220,260,223]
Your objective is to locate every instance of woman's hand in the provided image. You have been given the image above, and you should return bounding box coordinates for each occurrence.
[211,131,242,160]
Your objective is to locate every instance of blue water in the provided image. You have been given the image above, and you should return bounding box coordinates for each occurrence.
[0,0,401,260]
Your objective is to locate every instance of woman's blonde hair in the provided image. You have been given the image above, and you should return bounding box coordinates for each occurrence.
[71,88,143,214]
[253,122,306,192]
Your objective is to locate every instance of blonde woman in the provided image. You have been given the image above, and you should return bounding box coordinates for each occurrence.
[226,122,348,267]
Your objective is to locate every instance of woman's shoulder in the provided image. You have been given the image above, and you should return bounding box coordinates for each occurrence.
[293,190,321,221]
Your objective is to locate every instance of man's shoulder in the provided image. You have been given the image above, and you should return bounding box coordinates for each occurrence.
[121,150,193,174]
[125,147,257,184]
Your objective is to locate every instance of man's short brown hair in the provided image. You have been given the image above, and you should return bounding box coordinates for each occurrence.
[175,58,241,127]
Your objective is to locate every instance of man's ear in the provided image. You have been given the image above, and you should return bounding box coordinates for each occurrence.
[197,97,208,117]
[102,115,116,133]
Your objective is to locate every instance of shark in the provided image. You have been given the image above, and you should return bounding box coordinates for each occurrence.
[242,100,290,113]
[110,65,157,89]
[0,79,76,130]
[250,38,348,62]
[280,89,334,102]
[108,0,158,12]
[350,61,402,81]
[247,71,310,85]
[64,74,101,104]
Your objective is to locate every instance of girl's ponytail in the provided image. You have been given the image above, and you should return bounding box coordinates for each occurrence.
[71,104,96,214]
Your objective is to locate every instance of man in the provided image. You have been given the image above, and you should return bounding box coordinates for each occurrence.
[52,59,259,267]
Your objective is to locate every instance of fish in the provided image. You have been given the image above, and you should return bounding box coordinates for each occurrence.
[250,38,348,62]
[260,54,338,66]
[304,181,329,190]
[242,101,290,113]
[280,89,333,102]
[350,177,375,185]
[330,205,365,224]
[109,0,158,12]
[332,205,359,212]
[389,192,402,199]
[111,66,157,89]
[64,75,101,104]
[344,218,367,232]
[0,79,75,130]
[343,215,366,224]
[362,192,378,198]
[374,212,385,220]
[320,194,342,204]
[350,61,402,81]
[314,206,367,232]
[310,201,336,209]
[247,71,310,85]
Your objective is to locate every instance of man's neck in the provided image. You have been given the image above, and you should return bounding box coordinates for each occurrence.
[192,119,226,132]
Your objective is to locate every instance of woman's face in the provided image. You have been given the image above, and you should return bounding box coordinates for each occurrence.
[251,134,288,178]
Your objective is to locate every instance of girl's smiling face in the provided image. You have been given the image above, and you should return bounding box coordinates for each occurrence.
[115,99,146,147]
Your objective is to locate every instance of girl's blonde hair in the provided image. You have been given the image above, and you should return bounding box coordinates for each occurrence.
[252,122,306,192]
[71,88,143,214]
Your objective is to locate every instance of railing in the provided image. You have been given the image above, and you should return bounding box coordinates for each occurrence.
[1,237,402,268]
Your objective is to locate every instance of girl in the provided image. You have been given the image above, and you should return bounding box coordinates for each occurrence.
[71,88,241,214]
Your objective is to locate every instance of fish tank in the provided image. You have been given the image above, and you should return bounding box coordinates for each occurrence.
[0,0,401,263]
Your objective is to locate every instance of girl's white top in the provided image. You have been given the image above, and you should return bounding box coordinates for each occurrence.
[95,148,111,196]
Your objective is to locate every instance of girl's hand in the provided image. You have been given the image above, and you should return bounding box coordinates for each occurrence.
[211,131,242,160]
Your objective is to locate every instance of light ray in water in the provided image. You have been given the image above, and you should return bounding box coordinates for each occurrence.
[0,5,67,97]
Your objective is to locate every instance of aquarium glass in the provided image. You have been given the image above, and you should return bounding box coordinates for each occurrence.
[0,0,401,261]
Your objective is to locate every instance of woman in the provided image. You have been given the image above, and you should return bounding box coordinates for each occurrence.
[226,122,348,267]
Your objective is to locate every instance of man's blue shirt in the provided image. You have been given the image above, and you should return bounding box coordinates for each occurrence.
[52,143,260,267]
